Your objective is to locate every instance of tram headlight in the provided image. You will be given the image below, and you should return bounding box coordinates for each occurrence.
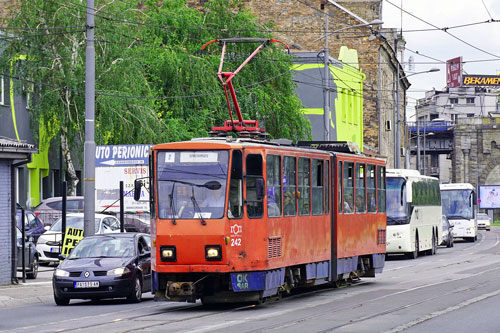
[160,246,177,262]
[205,245,222,261]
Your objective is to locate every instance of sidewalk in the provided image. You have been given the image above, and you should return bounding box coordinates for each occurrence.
[0,270,54,308]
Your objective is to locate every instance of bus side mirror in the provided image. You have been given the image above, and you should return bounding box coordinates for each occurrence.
[134,179,143,201]
[256,177,265,201]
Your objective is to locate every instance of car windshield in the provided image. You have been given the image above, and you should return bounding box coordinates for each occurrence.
[477,214,489,221]
[386,177,408,223]
[50,216,100,232]
[441,189,473,219]
[69,237,135,259]
[157,150,229,220]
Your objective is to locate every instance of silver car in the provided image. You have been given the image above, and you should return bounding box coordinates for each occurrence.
[33,196,84,226]
[477,213,491,231]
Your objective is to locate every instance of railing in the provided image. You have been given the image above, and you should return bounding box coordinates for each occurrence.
[407,120,455,132]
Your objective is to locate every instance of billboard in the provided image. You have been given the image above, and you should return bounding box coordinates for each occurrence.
[479,185,500,209]
[446,57,462,88]
[462,75,500,87]
[95,144,153,213]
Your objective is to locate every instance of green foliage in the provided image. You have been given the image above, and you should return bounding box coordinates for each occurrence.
[1,0,310,156]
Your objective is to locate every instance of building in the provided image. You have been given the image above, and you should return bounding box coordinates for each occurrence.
[407,86,500,182]
[188,0,409,167]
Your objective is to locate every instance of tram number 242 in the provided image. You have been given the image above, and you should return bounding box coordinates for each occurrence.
[231,238,242,247]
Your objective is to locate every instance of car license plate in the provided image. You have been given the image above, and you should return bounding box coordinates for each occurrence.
[74,281,99,288]
[50,248,59,253]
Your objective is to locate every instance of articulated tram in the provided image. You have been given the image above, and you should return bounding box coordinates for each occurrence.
[134,139,386,303]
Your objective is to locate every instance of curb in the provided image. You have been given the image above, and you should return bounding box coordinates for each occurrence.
[0,294,54,308]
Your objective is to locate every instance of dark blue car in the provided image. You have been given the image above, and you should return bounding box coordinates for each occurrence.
[16,209,45,243]
[53,233,151,305]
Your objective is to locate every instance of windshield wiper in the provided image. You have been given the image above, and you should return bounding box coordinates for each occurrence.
[387,216,407,224]
[169,183,177,225]
[191,187,206,226]
[447,215,469,220]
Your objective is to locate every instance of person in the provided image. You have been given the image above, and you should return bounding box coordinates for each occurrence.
[201,188,225,208]
[176,186,192,217]
[369,193,376,212]
[344,194,353,213]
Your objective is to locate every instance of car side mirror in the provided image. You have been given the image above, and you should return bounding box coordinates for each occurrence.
[44,226,50,231]
[134,179,143,201]
[58,254,66,261]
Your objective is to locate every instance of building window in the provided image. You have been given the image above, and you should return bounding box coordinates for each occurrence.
[466,97,475,104]
[449,97,458,104]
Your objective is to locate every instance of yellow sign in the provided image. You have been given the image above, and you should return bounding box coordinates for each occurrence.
[61,227,85,257]
[463,75,500,86]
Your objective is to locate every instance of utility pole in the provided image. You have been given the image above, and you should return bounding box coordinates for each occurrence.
[84,0,96,236]
[322,1,330,141]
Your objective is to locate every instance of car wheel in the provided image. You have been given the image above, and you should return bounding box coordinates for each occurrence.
[54,292,70,306]
[27,256,38,279]
[127,277,142,303]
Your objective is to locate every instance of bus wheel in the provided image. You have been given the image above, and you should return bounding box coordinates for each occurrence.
[406,236,418,259]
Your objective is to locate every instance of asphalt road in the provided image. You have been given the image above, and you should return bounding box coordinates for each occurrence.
[2,228,500,333]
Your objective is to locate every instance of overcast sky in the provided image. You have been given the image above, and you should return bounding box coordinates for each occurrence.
[381,0,500,118]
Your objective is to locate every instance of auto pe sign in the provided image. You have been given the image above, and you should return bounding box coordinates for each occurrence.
[61,227,84,257]
[95,144,153,213]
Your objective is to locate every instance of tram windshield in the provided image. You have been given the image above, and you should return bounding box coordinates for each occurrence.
[441,189,474,220]
[386,177,409,224]
[157,150,229,219]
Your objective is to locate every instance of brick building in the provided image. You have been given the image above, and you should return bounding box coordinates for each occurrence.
[189,0,409,167]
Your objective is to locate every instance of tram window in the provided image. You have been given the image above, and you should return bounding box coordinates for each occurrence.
[325,160,330,214]
[312,159,323,215]
[298,157,310,216]
[343,162,354,214]
[283,156,296,216]
[266,155,282,217]
[355,163,366,213]
[377,166,386,213]
[246,154,264,218]
[228,150,243,219]
[367,164,376,213]
[338,161,342,213]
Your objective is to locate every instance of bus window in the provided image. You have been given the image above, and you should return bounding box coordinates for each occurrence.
[298,157,311,216]
[246,154,264,218]
[377,166,386,213]
[367,164,376,213]
[283,156,296,216]
[325,160,330,214]
[343,162,354,214]
[228,150,243,219]
[386,177,407,223]
[312,159,324,215]
[338,161,342,213]
[355,163,366,213]
[266,155,281,217]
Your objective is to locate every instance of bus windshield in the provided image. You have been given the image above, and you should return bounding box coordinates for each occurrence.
[157,150,229,219]
[441,189,473,220]
[386,177,408,224]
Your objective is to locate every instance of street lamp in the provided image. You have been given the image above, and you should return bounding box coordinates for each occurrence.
[316,6,383,141]
[398,68,440,169]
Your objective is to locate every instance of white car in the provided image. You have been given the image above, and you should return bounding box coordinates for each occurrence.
[36,213,122,264]
[477,213,491,231]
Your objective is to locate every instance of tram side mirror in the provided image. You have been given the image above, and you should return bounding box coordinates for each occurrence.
[204,180,222,190]
[256,177,265,201]
[134,179,143,201]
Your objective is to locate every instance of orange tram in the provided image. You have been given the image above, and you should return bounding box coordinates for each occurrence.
[135,138,387,304]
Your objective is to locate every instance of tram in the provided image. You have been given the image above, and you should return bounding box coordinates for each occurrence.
[133,38,387,304]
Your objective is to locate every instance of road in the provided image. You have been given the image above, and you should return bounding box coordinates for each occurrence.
[2,228,500,332]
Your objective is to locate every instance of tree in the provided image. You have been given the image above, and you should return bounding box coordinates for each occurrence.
[1,0,310,194]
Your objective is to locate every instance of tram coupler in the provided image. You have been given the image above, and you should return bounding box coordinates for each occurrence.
[166,281,197,303]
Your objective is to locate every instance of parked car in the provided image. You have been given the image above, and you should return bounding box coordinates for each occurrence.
[36,213,122,265]
[33,196,84,226]
[103,212,150,233]
[441,215,454,248]
[16,227,38,279]
[477,213,491,231]
[16,207,45,242]
[53,233,151,305]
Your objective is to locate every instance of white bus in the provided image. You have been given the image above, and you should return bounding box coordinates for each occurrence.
[440,183,477,242]
[386,169,442,259]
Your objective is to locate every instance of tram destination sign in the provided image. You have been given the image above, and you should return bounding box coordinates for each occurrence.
[463,75,500,87]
